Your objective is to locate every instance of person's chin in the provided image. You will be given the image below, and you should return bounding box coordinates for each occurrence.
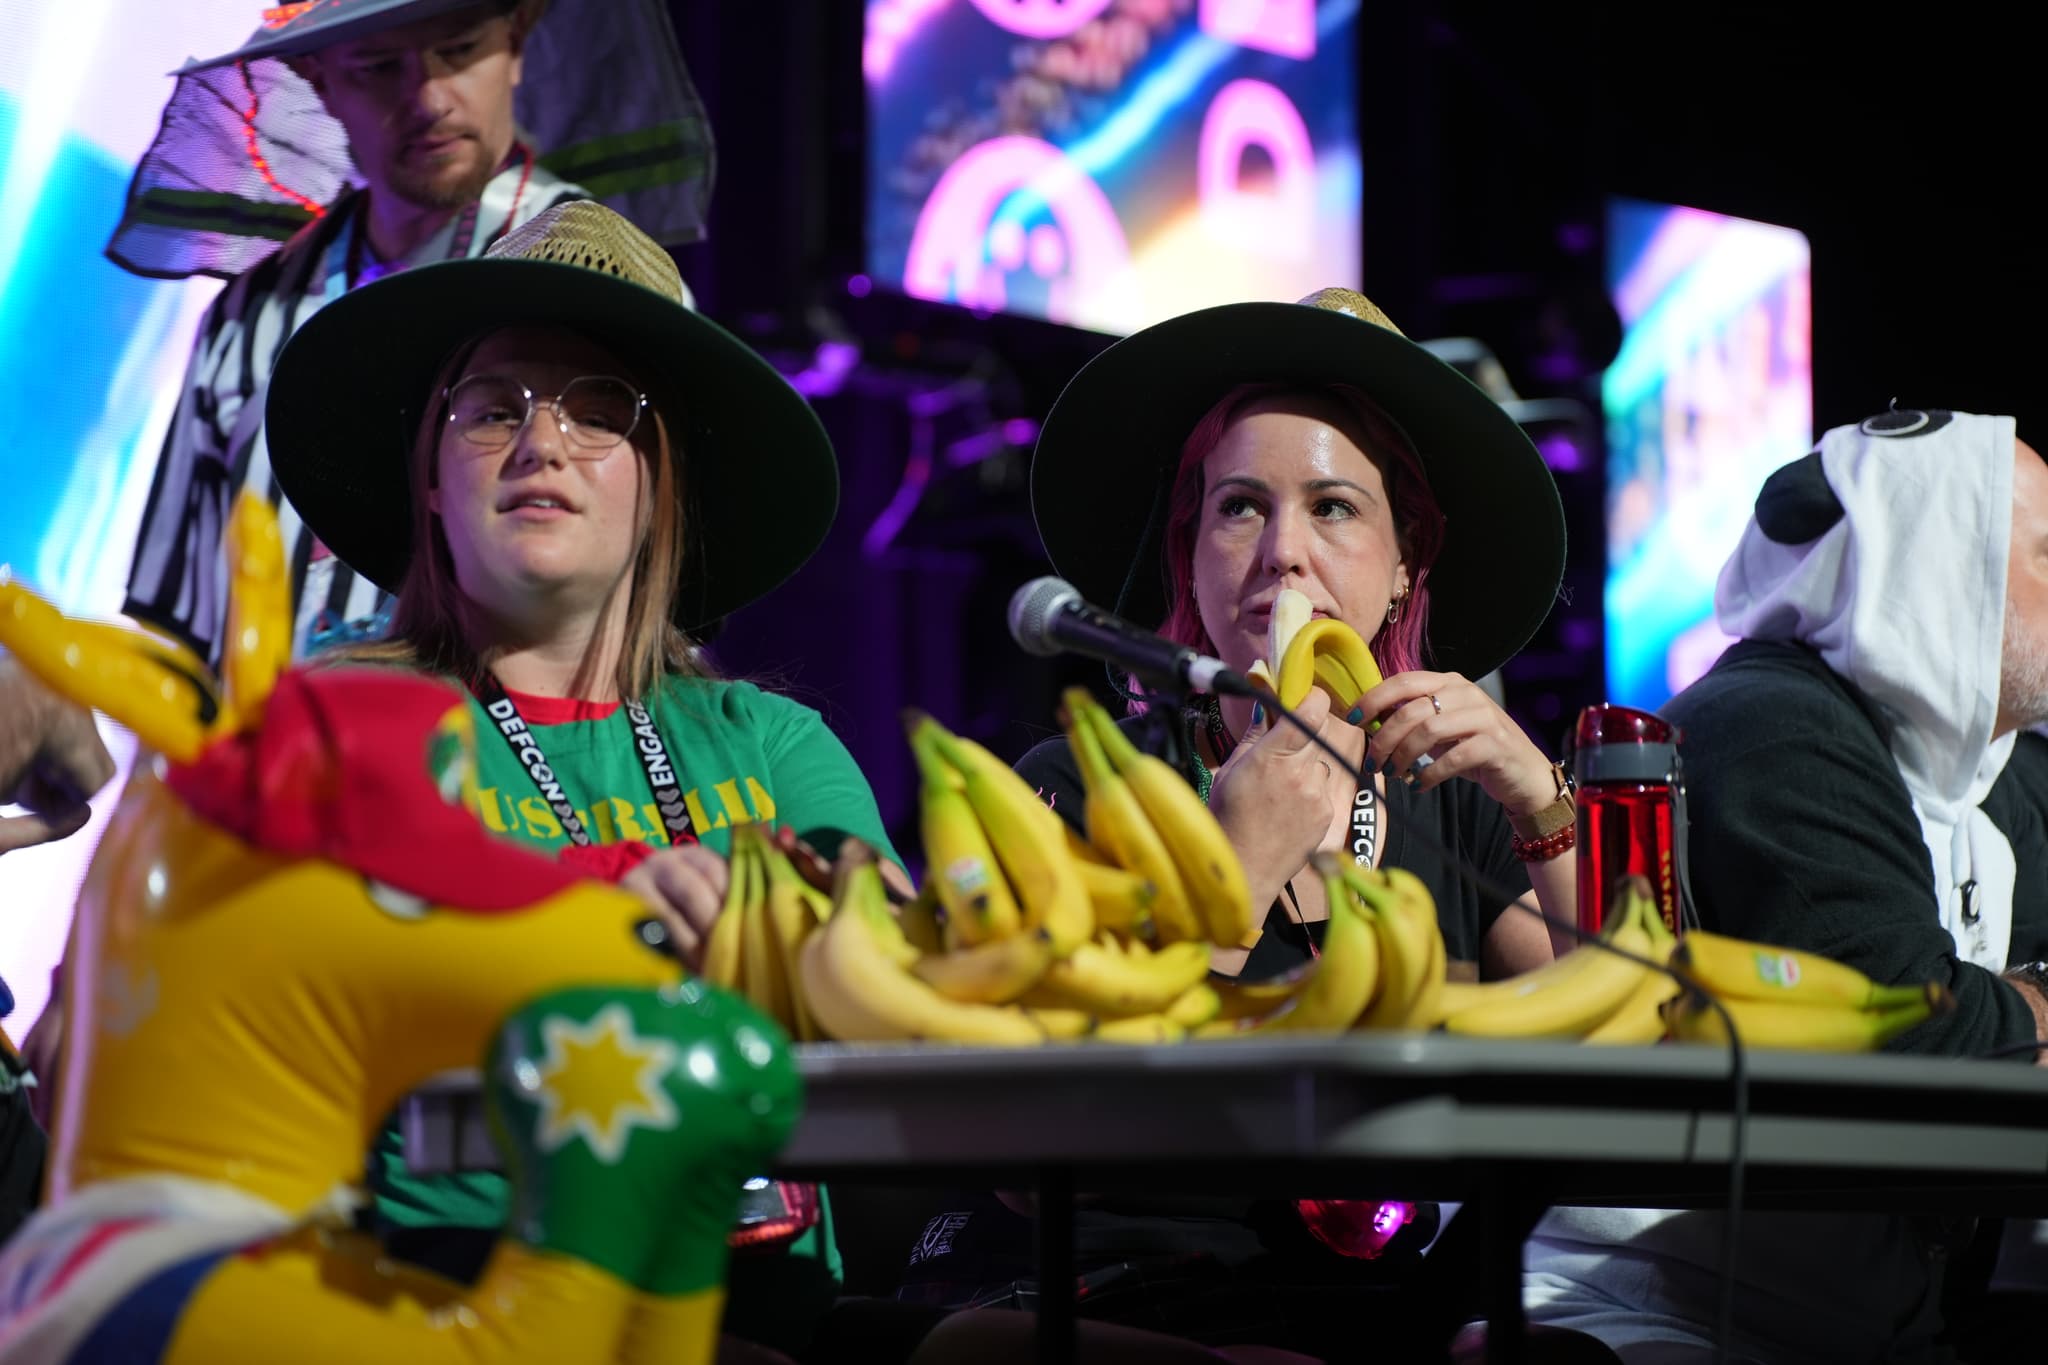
[386,149,496,211]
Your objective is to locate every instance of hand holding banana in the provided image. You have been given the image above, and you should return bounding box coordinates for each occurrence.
[1247,587,1555,813]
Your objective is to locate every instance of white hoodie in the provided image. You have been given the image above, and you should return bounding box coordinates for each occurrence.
[1525,410,2019,1363]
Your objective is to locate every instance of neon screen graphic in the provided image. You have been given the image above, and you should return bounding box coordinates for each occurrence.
[1602,196,1813,712]
[0,1,262,1037]
[865,0,1362,335]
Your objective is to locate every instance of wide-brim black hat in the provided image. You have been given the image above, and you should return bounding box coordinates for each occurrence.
[267,200,836,632]
[1030,287,1565,680]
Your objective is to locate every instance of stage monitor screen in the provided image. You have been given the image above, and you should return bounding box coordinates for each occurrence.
[1603,196,1813,711]
[864,0,1363,336]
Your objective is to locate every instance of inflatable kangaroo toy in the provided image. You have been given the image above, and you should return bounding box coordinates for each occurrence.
[0,493,798,1363]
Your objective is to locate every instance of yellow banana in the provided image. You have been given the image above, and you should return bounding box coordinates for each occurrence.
[1020,1005,1095,1039]
[909,719,1022,946]
[1073,688,1255,949]
[1023,937,1212,1015]
[1380,866,1448,1029]
[737,838,794,1031]
[913,710,1064,840]
[1211,964,1314,1020]
[1347,866,1438,1031]
[1579,945,1683,1044]
[1662,983,1953,1052]
[1262,853,1380,1031]
[1276,616,1385,716]
[1066,829,1159,939]
[799,851,1048,1046]
[760,835,823,1042]
[1059,693,1200,944]
[699,826,754,989]
[1424,879,1658,1022]
[920,717,1094,956]
[1582,882,1682,1044]
[1090,1013,1187,1044]
[911,928,1058,1004]
[1163,983,1222,1029]
[1672,930,1938,1012]
[1441,888,1662,1039]
[898,883,946,956]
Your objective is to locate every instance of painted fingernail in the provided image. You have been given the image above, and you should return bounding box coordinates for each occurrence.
[1251,702,1265,727]
[1346,705,1366,725]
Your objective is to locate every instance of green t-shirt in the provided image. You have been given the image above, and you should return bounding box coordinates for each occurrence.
[370,673,897,1300]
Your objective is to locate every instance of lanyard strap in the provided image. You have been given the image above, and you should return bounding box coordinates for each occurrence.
[476,675,695,848]
[344,142,536,290]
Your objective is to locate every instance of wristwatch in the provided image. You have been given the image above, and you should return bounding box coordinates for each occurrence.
[2005,960,2048,995]
[1510,760,1577,842]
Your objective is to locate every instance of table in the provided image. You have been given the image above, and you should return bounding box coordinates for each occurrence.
[402,1036,2048,1363]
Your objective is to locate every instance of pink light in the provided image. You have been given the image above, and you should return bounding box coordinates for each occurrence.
[967,0,1114,40]
[1197,79,1315,263]
[1199,0,1316,59]
[864,0,953,83]
[1371,1201,1413,1236]
[900,135,1133,330]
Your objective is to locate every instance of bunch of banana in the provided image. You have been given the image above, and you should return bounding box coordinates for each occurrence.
[1056,686,1256,949]
[1662,930,1956,1051]
[1243,586,1386,717]
[1436,876,1679,1042]
[904,710,1093,957]
[794,839,1218,1045]
[1197,858,1449,1035]
[699,824,830,1042]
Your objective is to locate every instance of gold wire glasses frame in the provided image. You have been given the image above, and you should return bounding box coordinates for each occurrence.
[442,374,648,457]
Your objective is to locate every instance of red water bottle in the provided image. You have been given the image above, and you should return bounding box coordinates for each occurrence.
[1571,704,1683,937]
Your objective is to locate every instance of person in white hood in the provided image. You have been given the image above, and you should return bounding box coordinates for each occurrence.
[1521,407,2048,1363]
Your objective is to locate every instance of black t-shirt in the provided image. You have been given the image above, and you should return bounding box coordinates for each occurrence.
[1012,707,1533,977]
[1661,639,2048,1058]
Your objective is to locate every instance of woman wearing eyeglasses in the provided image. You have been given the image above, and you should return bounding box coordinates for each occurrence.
[264,199,899,1359]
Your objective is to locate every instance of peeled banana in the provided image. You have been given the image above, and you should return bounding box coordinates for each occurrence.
[1254,588,1387,718]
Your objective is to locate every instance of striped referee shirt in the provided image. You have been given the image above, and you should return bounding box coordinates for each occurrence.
[125,156,589,665]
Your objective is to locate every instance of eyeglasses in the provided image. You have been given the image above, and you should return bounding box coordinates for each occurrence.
[442,374,647,455]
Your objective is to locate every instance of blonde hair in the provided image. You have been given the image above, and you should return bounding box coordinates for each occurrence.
[329,333,714,700]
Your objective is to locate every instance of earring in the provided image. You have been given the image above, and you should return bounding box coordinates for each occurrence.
[1386,592,1405,626]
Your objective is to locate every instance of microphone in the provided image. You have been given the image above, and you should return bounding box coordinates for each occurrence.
[1006,577,1259,698]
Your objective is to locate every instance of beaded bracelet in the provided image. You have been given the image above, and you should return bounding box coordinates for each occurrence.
[1511,821,1577,863]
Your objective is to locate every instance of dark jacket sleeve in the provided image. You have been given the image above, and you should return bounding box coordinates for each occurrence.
[1664,644,2037,1058]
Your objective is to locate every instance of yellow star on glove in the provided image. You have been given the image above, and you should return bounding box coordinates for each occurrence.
[532,1003,680,1163]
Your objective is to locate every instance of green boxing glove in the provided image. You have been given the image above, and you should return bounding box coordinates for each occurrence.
[485,979,802,1296]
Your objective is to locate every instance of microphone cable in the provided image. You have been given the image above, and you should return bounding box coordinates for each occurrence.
[1129,682,1751,1365]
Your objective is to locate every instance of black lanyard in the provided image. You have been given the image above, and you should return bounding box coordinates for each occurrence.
[475,675,695,848]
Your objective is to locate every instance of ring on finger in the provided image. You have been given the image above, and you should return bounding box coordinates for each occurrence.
[1428,693,1443,716]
